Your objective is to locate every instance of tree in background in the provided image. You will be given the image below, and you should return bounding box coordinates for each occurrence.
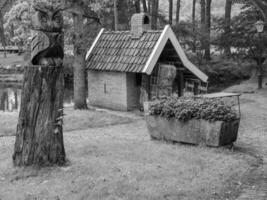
[64,0,101,110]
[200,0,206,55]
[176,0,181,24]
[169,0,173,25]
[0,11,6,58]
[0,0,12,58]
[224,0,232,56]
[204,0,212,60]
[192,0,197,52]
[151,0,159,29]
[142,0,148,12]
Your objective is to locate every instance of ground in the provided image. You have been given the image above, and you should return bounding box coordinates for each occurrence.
[0,107,133,137]
[0,80,266,200]
[0,54,23,67]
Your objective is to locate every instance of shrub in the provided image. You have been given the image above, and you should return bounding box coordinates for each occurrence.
[149,97,238,122]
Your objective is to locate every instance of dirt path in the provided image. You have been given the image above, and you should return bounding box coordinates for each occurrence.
[226,84,267,199]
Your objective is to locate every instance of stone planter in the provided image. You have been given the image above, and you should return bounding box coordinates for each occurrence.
[145,115,240,147]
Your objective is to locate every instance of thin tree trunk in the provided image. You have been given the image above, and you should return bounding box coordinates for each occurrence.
[73,14,88,109]
[114,0,118,31]
[0,11,7,58]
[169,0,173,25]
[192,0,196,52]
[224,0,232,56]
[142,0,148,12]
[115,0,129,30]
[200,0,206,52]
[135,0,141,13]
[176,0,181,24]
[151,0,159,29]
[148,0,151,14]
[204,0,212,60]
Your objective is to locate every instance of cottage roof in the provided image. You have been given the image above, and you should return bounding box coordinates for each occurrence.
[86,25,208,83]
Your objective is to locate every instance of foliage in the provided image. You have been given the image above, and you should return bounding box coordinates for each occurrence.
[4,0,31,47]
[213,4,267,58]
[149,96,238,122]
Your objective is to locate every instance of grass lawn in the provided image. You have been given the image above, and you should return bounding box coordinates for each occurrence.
[0,120,254,200]
[0,107,133,137]
[0,82,266,200]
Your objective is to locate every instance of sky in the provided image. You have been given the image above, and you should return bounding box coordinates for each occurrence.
[159,0,243,21]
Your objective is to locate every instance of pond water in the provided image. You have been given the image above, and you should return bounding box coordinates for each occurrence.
[0,83,74,112]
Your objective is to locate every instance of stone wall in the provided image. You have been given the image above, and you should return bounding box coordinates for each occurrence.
[87,70,128,111]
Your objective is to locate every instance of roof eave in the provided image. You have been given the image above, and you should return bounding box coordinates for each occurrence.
[142,25,208,83]
[86,28,105,61]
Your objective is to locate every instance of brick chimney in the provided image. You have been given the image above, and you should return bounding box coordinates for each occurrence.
[131,13,151,38]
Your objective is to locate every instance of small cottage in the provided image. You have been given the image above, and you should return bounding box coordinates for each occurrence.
[86,13,208,111]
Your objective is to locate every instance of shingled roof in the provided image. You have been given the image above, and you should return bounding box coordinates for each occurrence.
[86,25,208,83]
[86,29,162,73]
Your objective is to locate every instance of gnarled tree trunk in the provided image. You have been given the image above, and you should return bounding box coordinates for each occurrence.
[13,67,65,166]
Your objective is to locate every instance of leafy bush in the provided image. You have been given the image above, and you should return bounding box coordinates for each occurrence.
[149,97,238,122]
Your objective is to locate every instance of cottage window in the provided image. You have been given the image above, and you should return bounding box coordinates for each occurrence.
[143,16,150,25]
[104,83,107,94]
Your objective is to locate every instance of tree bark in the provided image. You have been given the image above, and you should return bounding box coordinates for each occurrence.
[73,14,88,109]
[169,0,173,25]
[192,0,197,52]
[142,0,148,12]
[204,0,212,60]
[176,0,181,24]
[135,0,141,13]
[0,11,7,58]
[151,0,159,29]
[148,0,151,14]
[114,0,118,31]
[200,0,206,51]
[13,67,65,166]
[224,0,232,56]
[116,0,129,31]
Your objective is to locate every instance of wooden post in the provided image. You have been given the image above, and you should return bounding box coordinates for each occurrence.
[140,74,150,109]
[193,81,199,95]
[13,2,66,166]
[178,70,184,97]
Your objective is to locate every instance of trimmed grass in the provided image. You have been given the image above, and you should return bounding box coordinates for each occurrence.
[0,121,253,200]
[0,107,133,137]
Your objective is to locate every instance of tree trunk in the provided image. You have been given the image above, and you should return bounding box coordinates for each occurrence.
[192,0,197,52]
[13,2,66,166]
[135,0,141,13]
[148,0,151,14]
[73,14,88,109]
[224,0,232,57]
[0,11,7,58]
[169,0,173,25]
[176,0,181,24]
[200,0,206,51]
[114,0,118,31]
[204,0,212,60]
[116,0,129,31]
[142,0,148,12]
[151,0,159,29]
[13,67,65,166]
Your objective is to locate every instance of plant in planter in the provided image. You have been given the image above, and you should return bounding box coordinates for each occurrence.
[146,97,240,147]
